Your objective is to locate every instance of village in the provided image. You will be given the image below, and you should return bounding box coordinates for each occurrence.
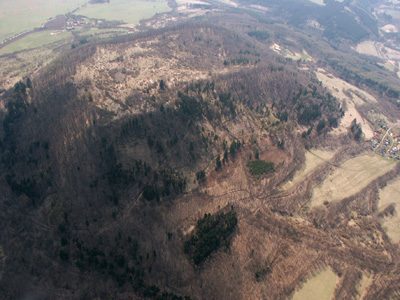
[65,15,99,31]
[370,119,400,161]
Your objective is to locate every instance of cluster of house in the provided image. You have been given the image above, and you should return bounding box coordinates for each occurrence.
[371,122,400,160]
[66,19,97,31]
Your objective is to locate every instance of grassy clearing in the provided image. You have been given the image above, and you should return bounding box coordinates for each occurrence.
[358,273,373,300]
[0,30,72,56]
[0,0,86,40]
[382,62,396,72]
[292,267,337,300]
[315,69,375,139]
[356,41,379,57]
[78,0,170,24]
[301,52,311,61]
[282,149,336,190]
[310,154,395,207]
[284,49,307,61]
[316,69,377,104]
[378,176,400,243]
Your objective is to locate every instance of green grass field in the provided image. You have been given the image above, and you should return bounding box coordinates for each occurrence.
[0,0,87,40]
[292,267,337,300]
[0,30,73,56]
[78,0,170,24]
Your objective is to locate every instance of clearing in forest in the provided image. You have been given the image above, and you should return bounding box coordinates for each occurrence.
[316,69,376,104]
[315,69,375,139]
[282,149,336,190]
[356,41,379,57]
[310,154,395,207]
[357,273,374,300]
[291,267,338,300]
[378,176,400,243]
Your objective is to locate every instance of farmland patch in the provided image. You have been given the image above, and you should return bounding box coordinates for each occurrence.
[292,267,338,300]
[310,154,395,207]
[282,149,336,190]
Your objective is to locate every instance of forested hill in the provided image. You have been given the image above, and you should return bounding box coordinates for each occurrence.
[0,21,346,299]
[242,0,379,44]
[1,4,400,300]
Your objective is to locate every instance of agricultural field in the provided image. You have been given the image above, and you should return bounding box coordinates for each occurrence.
[0,30,73,56]
[282,149,336,190]
[310,154,395,207]
[0,0,87,41]
[378,176,400,243]
[308,0,325,5]
[291,267,338,300]
[78,0,170,25]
